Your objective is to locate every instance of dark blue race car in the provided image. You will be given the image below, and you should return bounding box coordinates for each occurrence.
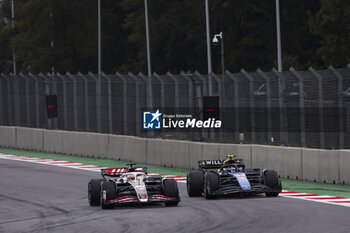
[186,155,282,199]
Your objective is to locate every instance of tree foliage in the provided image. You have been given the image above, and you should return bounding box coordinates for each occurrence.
[309,0,350,68]
[0,0,349,74]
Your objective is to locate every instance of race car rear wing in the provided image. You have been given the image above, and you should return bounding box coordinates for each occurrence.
[101,167,147,176]
[198,160,223,169]
[198,158,245,170]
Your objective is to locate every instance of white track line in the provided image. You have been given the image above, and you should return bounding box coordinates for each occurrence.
[279,192,350,207]
[0,153,187,182]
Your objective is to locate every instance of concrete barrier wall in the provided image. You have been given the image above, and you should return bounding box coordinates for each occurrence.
[266,146,285,178]
[61,131,109,157]
[301,148,320,182]
[0,126,349,184]
[43,130,63,153]
[0,126,16,148]
[283,147,302,180]
[318,149,340,184]
[147,139,191,168]
[340,150,350,184]
[189,142,203,169]
[16,127,44,151]
[251,145,268,170]
[108,134,126,160]
[146,139,163,166]
[236,145,252,168]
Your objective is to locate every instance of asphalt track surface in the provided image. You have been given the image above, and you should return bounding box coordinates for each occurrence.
[1,159,350,233]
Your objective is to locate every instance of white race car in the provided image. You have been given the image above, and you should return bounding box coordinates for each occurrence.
[88,163,180,209]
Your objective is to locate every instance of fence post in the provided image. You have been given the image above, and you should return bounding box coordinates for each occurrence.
[139,72,153,109]
[290,67,306,147]
[116,72,129,135]
[139,72,153,110]
[180,71,195,140]
[12,73,20,126]
[309,67,325,149]
[87,72,101,133]
[39,72,50,128]
[25,73,31,127]
[56,73,68,130]
[49,72,58,129]
[180,71,194,108]
[168,72,185,140]
[226,71,240,143]
[194,71,210,140]
[99,72,113,134]
[212,73,223,142]
[153,72,167,138]
[194,71,208,96]
[257,69,272,144]
[0,74,3,125]
[195,83,206,140]
[139,72,153,137]
[88,72,101,132]
[3,74,12,125]
[28,73,40,128]
[167,72,180,109]
[211,73,223,107]
[329,66,344,149]
[19,73,30,126]
[153,73,165,108]
[77,72,90,132]
[43,73,57,129]
[272,68,288,145]
[241,69,256,143]
[128,72,141,136]
[66,72,78,131]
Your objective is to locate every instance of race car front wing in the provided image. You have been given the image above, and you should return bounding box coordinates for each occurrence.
[106,194,177,204]
[211,184,281,196]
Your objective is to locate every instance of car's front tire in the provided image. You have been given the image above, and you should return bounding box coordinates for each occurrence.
[163,179,179,207]
[100,181,117,209]
[263,170,281,197]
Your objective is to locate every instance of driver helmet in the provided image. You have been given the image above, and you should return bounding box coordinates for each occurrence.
[128,167,135,172]
[223,154,236,166]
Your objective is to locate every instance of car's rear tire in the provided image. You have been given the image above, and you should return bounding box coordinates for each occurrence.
[203,172,219,199]
[88,179,103,206]
[100,181,117,209]
[163,179,179,207]
[264,170,281,197]
[187,170,204,197]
